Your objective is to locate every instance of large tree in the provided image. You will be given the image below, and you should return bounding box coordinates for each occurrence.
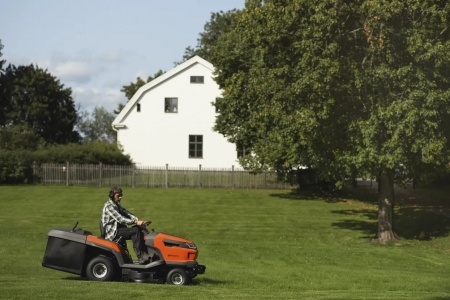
[211,0,450,243]
[0,64,80,144]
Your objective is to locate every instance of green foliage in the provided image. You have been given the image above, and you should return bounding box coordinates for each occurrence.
[0,39,5,73]
[35,141,132,165]
[0,124,45,150]
[212,0,450,184]
[120,69,164,101]
[113,103,125,115]
[76,106,116,143]
[0,150,36,184]
[179,10,241,63]
[0,64,80,144]
[0,186,449,299]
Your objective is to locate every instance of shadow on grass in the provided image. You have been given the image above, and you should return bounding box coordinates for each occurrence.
[330,209,379,239]
[332,219,378,240]
[63,276,86,281]
[192,278,228,285]
[269,190,348,203]
[62,275,228,286]
[395,207,450,240]
[271,189,450,241]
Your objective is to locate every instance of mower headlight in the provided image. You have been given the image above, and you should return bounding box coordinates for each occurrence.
[182,243,197,250]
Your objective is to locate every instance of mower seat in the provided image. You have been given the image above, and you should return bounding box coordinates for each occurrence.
[99,220,128,249]
[99,220,106,238]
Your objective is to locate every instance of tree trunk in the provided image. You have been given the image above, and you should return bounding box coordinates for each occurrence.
[374,168,398,243]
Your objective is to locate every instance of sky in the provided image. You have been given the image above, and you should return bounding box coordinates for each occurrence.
[0,0,246,113]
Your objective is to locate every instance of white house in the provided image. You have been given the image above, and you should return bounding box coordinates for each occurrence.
[112,56,241,168]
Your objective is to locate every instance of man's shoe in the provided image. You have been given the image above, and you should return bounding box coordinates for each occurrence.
[143,252,152,261]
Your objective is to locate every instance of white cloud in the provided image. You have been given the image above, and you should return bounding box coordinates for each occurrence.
[52,60,94,84]
[101,49,123,64]
[73,86,126,113]
[39,49,126,85]
[35,49,129,112]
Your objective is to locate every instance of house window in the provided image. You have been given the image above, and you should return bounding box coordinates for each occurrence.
[189,135,203,158]
[190,76,204,84]
[165,98,178,113]
[136,103,141,112]
[237,147,247,158]
[237,142,247,158]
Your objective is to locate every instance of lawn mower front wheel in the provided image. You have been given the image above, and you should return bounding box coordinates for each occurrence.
[86,256,116,281]
[166,268,190,285]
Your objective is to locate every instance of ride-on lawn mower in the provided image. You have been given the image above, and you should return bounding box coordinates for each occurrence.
[42,221,206,285]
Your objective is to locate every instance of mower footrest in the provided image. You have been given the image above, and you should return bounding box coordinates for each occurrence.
[127,270,163,284]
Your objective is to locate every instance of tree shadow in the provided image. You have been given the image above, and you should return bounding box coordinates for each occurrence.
[329,208,379,239]
[271,188,450,241]
[270,189,349,203]
[395,207,450,240]
[331,219,378,239]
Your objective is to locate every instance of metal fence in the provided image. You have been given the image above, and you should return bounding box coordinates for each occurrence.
[33,163,296,190]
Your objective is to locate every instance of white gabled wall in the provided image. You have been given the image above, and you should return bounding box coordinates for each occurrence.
[115,58,240,168]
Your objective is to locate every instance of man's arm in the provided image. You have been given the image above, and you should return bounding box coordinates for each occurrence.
[105,204,135,225]
[119,206,138,222]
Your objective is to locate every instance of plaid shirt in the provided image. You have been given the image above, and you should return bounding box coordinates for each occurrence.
[101,199,138,240]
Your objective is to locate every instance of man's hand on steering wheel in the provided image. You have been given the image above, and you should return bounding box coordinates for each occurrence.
[135,220,151,226]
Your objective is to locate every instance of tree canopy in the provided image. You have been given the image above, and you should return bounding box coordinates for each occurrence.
[121,69,164,101]
[211,0,450,243]
[179,10,241,63]
[0,40,5,73]
[0,124,44,151]
[0,63,80,144]
[76,106,116,143]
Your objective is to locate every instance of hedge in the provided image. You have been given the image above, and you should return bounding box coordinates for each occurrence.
[0,142,132,184]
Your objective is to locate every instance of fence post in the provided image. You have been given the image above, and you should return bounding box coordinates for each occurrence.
[99,163,103,187]
[32,161,36,184]
[232,165,235,189]
[132,164,135,188]
[264,172,267,189]
[165,164,169,188]
[118,165,121,186]
[198,164,202,188]
[65,161,69,186]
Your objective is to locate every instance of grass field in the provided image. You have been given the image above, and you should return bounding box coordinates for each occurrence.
[0,185,449,299]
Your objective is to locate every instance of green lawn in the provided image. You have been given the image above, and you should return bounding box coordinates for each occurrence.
[0,186,449,299]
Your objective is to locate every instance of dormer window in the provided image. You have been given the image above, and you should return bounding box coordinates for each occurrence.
[190,76,204,84]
